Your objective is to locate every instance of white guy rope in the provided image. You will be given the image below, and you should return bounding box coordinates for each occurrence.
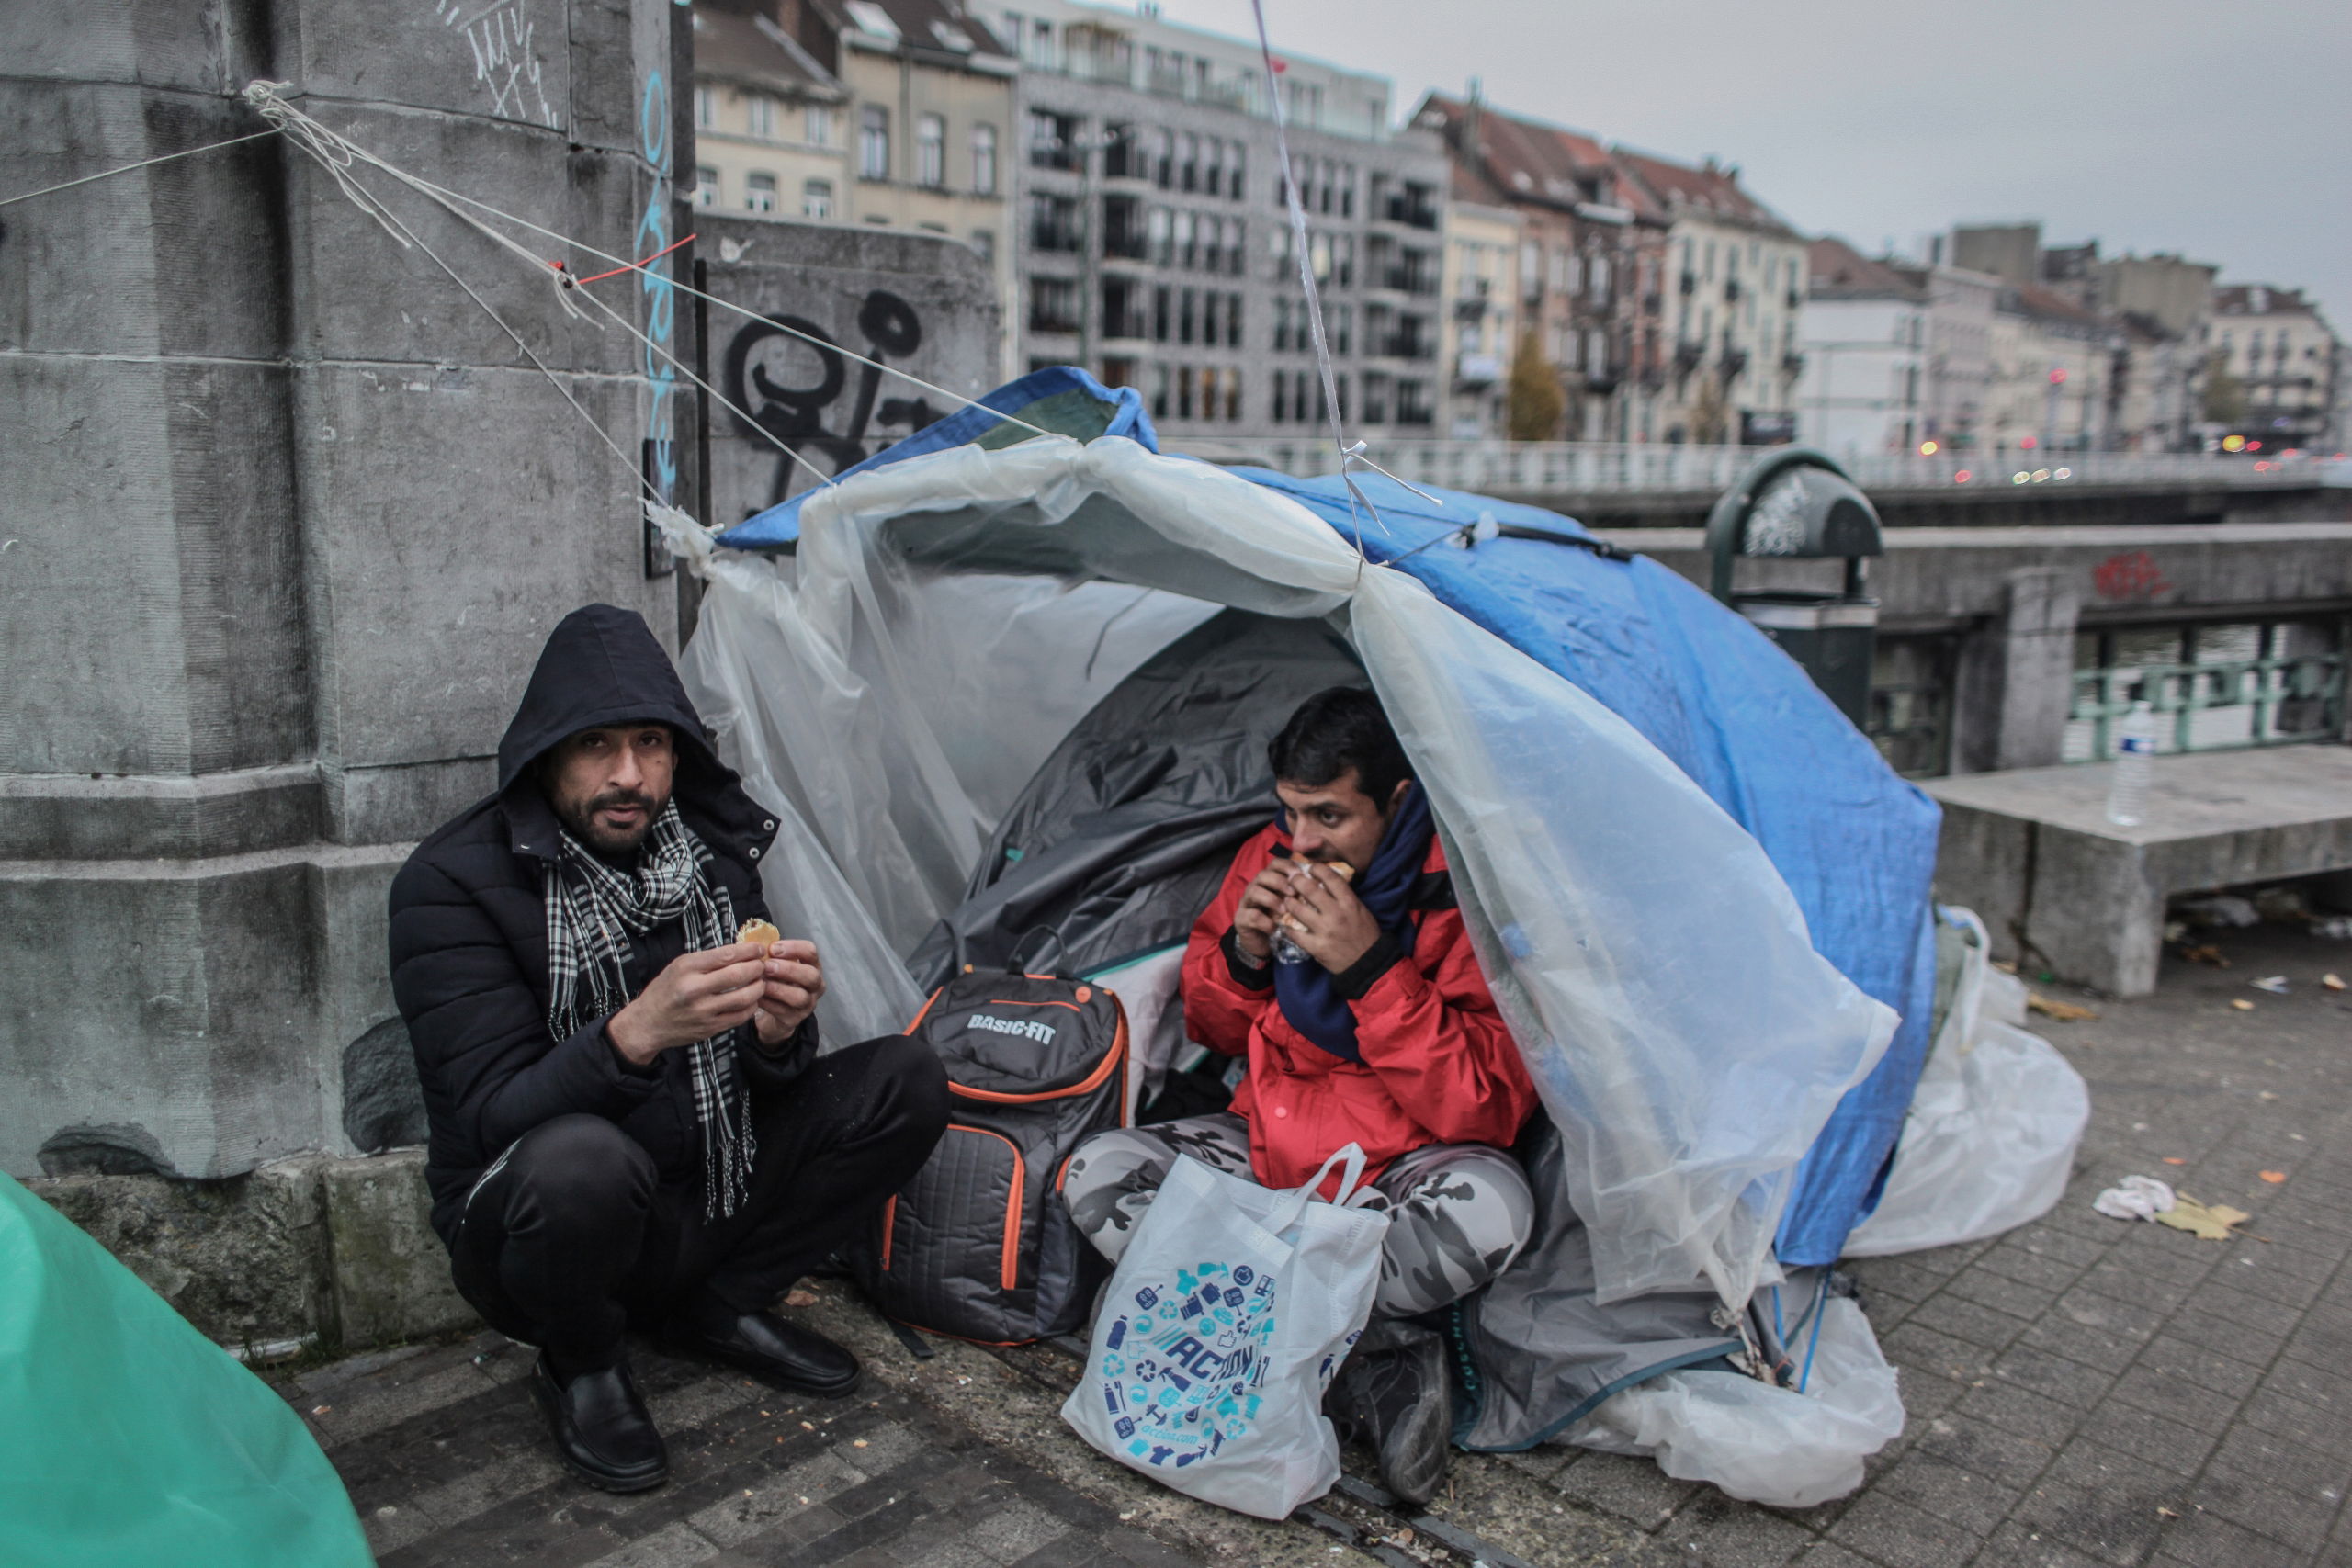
[1244,2,1442,550]
[0,130,278,209]
[240,83,1053,442]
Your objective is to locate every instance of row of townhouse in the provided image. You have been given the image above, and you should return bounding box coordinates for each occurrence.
[690,1,2341,451]
[1799,223,2344,457]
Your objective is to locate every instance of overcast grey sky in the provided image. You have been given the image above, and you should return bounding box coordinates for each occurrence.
[1166,0,2352,326]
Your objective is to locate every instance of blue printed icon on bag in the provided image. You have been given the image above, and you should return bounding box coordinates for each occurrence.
[1093,1258,1281,1468]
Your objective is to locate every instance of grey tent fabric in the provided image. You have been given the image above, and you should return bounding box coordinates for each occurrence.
[1454,1120,1739,1451]
[908,610,1361,987]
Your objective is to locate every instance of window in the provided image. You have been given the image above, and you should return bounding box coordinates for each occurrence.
[1026,108,1078,171]
[1148,206,1171,266]
[802,177,832,220]
[694,164,718,209]
[1178,364,1194,420]
[1227,292,1244,348]
[805,105,836,146]
[1151,362,1170,419]
[1180,132,1199,192]
[1029,276,1080,334]
[917,114,945,187]
[1225,220,1244,275]
[1202,292,1219,346]
[1174,209,1195,270]
[1151,129,1173,187]
[1590,254,1611,302]
[695,87,717,130]
[1204,138,1225,197]
[1225,367,1242,421]
[1331,302,1351,355]
[747,95,777,140]
[970,229,995,264]
[860,106,890,180]
[745,172,777,215]
[1152,284,1170,341]
[1273,297,1292,353]
[1179,287,1196,345]
[970,123,999,195]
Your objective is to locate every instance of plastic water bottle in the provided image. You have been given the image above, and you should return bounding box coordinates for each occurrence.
[1272,929,1308,965]
[2105,699,2158,827]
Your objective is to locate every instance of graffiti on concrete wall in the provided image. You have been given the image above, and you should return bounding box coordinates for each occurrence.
[434,0,560,129]
[722,289,944,506]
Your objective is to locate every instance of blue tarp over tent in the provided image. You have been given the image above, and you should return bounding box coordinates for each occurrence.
[720,368,1942,1268]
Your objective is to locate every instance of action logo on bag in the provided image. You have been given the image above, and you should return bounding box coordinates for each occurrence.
[1095,1261,1277,1469]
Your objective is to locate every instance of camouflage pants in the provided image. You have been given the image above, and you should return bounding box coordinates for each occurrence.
[1060,1111,1534,1320]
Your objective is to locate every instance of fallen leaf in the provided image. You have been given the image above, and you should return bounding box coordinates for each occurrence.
[2232,999,2256,1010]
[2163,1156,2187,1165]
[2182,944,2232,968]
[2324,974,2346,991]
[2250,976,2291,995]
[2154,1196,2248,1240]
[2029,992,2100,1021]
[2260,1171,2287,1183]
[853,1438,868,1449]
[785,1288,819,1309]
[2158,1506,2181,1518]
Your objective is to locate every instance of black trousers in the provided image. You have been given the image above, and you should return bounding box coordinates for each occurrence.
[449,1033,947,1371]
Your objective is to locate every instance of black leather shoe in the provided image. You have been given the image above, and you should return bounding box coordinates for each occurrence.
[528,1354,667,1493]
[1327,1320,1453,1506]
[661,1307,861,1398]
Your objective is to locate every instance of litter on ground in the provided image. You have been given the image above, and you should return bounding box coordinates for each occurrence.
[2028,993,2099,1022]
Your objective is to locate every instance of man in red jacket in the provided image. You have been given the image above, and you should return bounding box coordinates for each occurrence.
[1061,687,1538,1504]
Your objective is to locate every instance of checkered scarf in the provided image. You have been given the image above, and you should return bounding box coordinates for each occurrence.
[543,798,756,1219]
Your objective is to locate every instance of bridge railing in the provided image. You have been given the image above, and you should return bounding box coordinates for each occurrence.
[1200,440,2345,495]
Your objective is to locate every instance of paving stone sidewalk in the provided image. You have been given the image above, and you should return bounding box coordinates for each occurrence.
[286,917,2352,1567]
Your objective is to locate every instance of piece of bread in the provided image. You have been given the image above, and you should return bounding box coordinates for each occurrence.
[1278,859,1356,931]
[738,919,781,948]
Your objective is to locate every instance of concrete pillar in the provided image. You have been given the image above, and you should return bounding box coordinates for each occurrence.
[1,0,684,1180]
[1949,565,2081,773]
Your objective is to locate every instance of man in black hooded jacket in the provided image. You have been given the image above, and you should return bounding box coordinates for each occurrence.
[390,604,948,1492]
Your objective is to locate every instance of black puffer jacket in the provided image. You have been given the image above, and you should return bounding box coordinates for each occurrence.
[390,604,806,1245]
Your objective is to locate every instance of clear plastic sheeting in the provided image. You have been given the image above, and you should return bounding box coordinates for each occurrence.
[1841,909,2090,1258]
[672,434,1895,1308]
[1561,1295,1904,1510]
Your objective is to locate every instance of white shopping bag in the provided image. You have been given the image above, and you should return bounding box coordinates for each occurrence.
[1059,1144,1391,1519]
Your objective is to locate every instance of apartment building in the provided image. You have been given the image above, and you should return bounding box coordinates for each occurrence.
[1796,237,1927,457]
[1436,195,1521,439]
[1620,151,1807,446]
[1412,93,1656,442]
[690,6,853,222]
[997,0,1449,440]
[2211,285,2342,449]
[695,0,1016,304]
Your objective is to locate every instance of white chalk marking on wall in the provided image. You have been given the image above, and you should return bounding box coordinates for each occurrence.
[442,0,558,129]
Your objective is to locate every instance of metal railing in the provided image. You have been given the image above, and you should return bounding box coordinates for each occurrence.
[1190,439,2348,495]
[2069,651,2346,761]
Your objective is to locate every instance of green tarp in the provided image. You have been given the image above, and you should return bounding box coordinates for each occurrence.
[0,1174,372,1568]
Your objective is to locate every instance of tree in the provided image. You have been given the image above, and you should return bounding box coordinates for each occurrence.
[1506,330,1566,441]
[2201,350,2247,428]
[1687,375,1730,445]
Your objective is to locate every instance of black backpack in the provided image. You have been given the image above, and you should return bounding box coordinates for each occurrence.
[854,971,1130,1345]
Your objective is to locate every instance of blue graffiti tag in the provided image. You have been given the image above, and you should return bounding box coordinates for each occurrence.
[638,65,677,502]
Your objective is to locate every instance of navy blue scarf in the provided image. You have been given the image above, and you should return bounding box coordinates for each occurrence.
[1272,784,1435,1063]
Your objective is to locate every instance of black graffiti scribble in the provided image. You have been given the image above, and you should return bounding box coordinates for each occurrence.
[723,288,944,507]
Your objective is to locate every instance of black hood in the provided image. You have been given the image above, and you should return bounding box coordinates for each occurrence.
[494,605,777,865]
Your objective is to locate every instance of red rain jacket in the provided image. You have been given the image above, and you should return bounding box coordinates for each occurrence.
[1181,823,1537,1192]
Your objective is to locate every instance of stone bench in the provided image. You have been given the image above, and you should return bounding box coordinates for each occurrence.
[1924,744,2352,997]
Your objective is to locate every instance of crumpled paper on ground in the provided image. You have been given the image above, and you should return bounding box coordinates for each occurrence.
[2093,1175,2176,1221]
[2093,1175,2249,1240]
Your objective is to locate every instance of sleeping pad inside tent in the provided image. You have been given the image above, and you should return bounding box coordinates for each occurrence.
[676,366,2078,1503]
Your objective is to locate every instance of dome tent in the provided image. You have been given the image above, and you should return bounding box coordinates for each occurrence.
[669,367,1928,1499]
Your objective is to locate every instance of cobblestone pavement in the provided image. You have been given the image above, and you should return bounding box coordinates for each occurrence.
[286,918,2352,1567]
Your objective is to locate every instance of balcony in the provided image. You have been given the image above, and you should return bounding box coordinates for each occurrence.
[1679,271,1697,296]
[1456,351,1502,388]
[1381,263,1440,297]
[1374,333,1437,362]
[1030,220,1084,254]
[1724,278,1741,303]
[1585,367,1623,394]
[1374,191,1440,231]
[1721,346,1750,379]
[1781,352,1807,378]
